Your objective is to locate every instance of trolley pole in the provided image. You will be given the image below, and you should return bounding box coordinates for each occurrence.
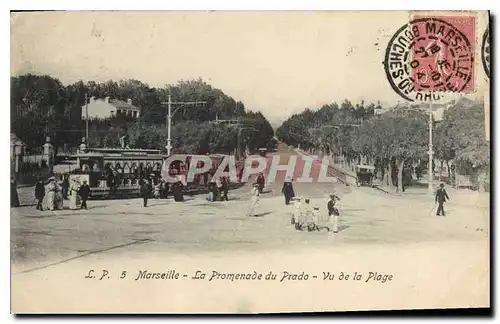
[166,94,172,156]
[161,96,206,156]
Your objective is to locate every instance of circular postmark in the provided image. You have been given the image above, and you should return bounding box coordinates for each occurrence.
[481,27,490,78]
[384,17,474,102]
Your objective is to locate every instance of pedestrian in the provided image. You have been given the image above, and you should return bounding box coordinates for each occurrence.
[160,179,169,199]
[172,180,184,202]
[450,164,456,188]
[327,194,341,233]
[298,198,312,231]
[62,174,69,200]
[435,183,450,216]
[153,177,161,199]
[35,179,45,211]
[246,183,260,217]
[45,177,57,211]
[308,207,321,232]
[291,197,302,226]
[209,181,218,202]
[11,176,20,208]
[79,180,91,210]
[54,178,64,210]
[281,176,295,205]
[106,170,115,199]
[256,172,265,193]
[221,176,229,201]
[68,179,81,210]
[140,178,152,207]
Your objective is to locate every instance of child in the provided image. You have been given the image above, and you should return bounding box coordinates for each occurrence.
[297,198,312,231]
[291,197,302,225]
[308,206,321,232]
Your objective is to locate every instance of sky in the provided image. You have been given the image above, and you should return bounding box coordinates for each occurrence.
[10,11,488,125]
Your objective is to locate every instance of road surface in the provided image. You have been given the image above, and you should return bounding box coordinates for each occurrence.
[10,147,490,312]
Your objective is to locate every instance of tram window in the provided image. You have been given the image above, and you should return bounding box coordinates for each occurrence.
[123,163,130,174]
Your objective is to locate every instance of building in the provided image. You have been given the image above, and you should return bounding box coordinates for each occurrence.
[81,97,140,120]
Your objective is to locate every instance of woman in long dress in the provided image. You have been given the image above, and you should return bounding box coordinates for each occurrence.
[45,178,57,211]
[69,179,81,210]
[246,183,260,217]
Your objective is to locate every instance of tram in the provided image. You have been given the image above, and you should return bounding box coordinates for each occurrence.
[69,147,245,199]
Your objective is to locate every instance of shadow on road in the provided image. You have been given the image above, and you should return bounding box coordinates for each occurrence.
[253,212,272,217]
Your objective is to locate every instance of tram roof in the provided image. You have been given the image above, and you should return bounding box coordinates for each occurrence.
[74,152,167,159]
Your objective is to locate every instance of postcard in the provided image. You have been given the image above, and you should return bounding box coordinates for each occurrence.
[10,10,490,313]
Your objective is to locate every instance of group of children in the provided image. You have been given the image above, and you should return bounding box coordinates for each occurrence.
[245,180,342,233]
[291,194,341,233]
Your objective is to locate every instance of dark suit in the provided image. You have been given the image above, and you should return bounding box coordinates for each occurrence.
[281,182,295,205]
[435,187,450,216]
[140,182,152,207]
[35,182,45,210]
[79,184,91,209]
[327,199,339,216]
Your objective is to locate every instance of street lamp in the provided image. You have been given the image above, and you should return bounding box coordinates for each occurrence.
[392,103,435,194]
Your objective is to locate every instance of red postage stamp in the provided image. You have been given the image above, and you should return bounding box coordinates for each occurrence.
[384,14,476,101]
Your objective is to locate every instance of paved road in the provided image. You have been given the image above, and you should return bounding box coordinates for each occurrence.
[11,147,489,273]
[233,149,351,199]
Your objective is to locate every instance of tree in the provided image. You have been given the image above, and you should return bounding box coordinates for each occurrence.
[11,74,275,156]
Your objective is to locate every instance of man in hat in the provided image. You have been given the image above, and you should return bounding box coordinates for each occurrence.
[35,178,45,211]
[435,183,450,216]
[246,183,260,217]
[61,173,69,200]
[281,176,295,205]
[327,194,341,233]
[79,180,91,210]
[140,177,152,207]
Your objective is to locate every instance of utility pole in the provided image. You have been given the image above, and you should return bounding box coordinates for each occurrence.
[161,96,206,156]
[393,104,436,194]
[166,94,172,155]
[85,93,89,143]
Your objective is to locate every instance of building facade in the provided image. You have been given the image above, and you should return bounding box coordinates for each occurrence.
[81,97,140,120]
